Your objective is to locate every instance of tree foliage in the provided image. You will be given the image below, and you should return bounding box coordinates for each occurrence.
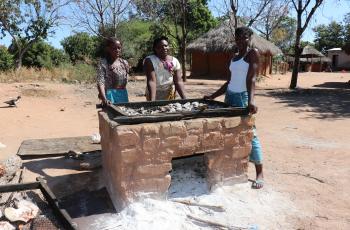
[9,39,69,68]
[115,19,153,64]
[0,0,69,68]
[313,21,344,53]
[61,32,99,63]
[0,46,14,71]
[133,0,217,79]
[71,0,131,37]
[253,0,290,41]
[343,12,350,54]
[270,16,297,54]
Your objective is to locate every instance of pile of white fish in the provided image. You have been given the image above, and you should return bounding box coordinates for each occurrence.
[0,199,39,229]
[119,102,215,116]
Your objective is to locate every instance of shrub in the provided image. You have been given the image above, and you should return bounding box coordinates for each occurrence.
[0,46,14,71]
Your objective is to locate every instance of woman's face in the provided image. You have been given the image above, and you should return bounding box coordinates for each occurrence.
[106,41,122,59]
[155,40,169,58]
[235,33,250,49]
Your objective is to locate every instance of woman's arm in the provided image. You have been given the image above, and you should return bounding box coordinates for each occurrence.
[96,61,109,105]
[144,58,157,101]
[204,82,229,100]
[246,49,260,114]
[173,68,186,99]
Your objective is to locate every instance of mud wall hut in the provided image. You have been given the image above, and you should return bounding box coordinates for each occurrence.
[187,21,282,79]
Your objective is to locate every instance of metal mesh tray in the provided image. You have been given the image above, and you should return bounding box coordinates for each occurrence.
[102,98,248,124]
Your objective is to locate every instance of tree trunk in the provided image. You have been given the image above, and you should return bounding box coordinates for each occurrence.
[290,36,302,89]
[181,40,187,82]
[15,52,23,70]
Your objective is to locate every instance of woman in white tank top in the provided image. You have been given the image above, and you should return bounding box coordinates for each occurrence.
[204,27,264,189]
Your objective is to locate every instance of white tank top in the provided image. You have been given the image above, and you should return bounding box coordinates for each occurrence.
[227,54,249,93]
[146,54,181,90]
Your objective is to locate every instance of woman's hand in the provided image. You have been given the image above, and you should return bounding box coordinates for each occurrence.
[248,102,258,114]
[101,98,111,106]
[203,95,214,100]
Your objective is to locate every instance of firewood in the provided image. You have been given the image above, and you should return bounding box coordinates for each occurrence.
[186,214,247,230]
[171,199,225,212]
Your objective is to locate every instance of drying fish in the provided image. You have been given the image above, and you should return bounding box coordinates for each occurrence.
[0,221,15,230]
[117,101,215,116]
[4,200,39,223]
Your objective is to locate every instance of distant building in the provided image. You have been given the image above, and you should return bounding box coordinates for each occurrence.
[186,21,282,79]
[327,48,350,71]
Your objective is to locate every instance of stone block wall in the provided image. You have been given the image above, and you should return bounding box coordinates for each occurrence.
[99,111,254,210]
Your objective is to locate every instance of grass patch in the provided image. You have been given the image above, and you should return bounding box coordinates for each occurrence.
[0,63,96,84]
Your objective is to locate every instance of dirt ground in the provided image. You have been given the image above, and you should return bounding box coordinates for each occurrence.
[0,72,349,229]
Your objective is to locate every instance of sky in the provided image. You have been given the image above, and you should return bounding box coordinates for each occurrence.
[1,0,349,49]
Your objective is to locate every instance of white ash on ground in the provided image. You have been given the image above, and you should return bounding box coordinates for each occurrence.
[118,102,218,116]
[84,156,305,230]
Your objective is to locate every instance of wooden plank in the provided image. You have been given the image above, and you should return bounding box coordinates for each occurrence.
[17,136,101,158]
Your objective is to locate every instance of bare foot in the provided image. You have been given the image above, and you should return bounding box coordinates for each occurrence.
[252,164,264,189]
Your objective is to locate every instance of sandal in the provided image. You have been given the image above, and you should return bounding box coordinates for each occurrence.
[252,179,264,189]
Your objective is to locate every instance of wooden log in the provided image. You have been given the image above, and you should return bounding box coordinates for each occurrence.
[0,182,40,193]
[171,199,225,212]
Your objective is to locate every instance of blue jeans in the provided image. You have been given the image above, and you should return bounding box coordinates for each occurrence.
[225,90,263,164]
[106,89,129,104]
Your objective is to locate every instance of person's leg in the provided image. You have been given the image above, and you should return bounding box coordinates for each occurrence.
[250,129,264,189]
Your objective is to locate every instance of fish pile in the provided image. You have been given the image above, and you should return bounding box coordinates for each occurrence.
[0,199,39,229]
[118,102,218,116]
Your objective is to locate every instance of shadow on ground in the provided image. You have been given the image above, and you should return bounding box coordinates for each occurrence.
[263,88,350,119]
[313,81,350,89]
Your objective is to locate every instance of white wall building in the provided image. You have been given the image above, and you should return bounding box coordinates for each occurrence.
[327,48,350,70]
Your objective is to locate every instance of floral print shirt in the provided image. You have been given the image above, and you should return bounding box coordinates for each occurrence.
[96,58,129,90]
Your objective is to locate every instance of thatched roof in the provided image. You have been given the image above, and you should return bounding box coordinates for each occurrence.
[187,20,282,55]
[301,45,324,57]
[286,56,331,63]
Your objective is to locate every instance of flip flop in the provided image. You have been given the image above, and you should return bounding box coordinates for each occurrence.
[252,179,264,189]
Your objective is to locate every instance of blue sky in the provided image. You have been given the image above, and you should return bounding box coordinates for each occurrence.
[1,0,349,49]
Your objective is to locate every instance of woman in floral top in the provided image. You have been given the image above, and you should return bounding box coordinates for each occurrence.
[97,37,129,105]
[144,36,186,101]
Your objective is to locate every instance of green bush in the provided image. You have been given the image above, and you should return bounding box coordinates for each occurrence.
[61,33,99,63]
[9,40,69,69]
[0,46,14,71]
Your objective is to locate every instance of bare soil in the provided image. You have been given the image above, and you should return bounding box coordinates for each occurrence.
[0,72,349,229]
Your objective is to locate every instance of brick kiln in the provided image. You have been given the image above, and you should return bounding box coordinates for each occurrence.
[98,99,254,210]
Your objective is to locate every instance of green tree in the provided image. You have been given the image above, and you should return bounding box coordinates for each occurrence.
[290,0,324,89]
[9,39,69,68]
[270,16,297,53]
[0,46,14,71]
[343,12,350,54]
[61,33,99,63]
[133,0,217,80]
[115,19,153,64]
[0,0,69,69]
[313,21,344,53]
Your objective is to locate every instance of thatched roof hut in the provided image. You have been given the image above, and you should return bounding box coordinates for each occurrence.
[187,20,282,55]
[301,45,324,58]
[187,20,282,78]
[287,46,329,72]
